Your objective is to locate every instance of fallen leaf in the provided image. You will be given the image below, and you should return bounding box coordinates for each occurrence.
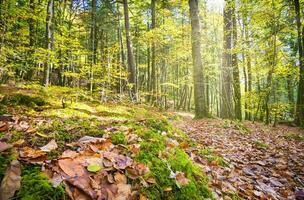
[66,176,97,199]
[58,158,86,177]
[0,141,12,152]
[61,150,79,159]
[114,172,127,184]
[12,139,25,147]
[0,160,21,200]
[146,177,156,184]
[40,139,58,152]
[19,147,47,163]
[113,154,133,170]
[87,164,102,173]
[114,183,131,200]
[175,172,189,186]
[0,121,8,132]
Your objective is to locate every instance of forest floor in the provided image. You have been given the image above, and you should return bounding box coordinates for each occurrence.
[0,84,303,200]
[176,114,304,200]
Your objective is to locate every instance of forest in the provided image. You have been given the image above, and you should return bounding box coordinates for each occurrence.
[0,0,303,199]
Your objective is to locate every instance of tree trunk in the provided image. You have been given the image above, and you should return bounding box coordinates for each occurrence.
[123,0,137,101]
[44,0,53,87]
[232,0,242,120]
[189,0,208,118]
[294,0,304,126]
[89,0,97,93]
[150,0,156,103]
[221,0,233,119]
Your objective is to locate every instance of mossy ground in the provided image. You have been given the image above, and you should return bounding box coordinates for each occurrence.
[0,84,213,200]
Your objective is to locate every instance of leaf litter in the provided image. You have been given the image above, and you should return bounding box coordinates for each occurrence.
[176,117,304,200]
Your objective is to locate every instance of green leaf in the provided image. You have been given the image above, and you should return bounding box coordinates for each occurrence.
[87,164,102,173]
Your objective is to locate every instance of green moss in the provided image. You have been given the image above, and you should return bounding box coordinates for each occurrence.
[0,104,7,115]
[146,118,172,132]
[18,166,65,200]
[0,154,12,181]
[199,148,227,167]
[111,132,127,145]
[137,142,213,200]
[1,93,46,108]
[283,133,304,142]
[254,140,269,150]
[223,120,250,134]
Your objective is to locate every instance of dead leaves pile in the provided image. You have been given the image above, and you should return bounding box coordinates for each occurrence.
[45,135,150,200]
[177,119,304,200]
[0,113,151,200]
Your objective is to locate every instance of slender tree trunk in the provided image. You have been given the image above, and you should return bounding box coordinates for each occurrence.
[221,0,233,119]
[150,0,156,103]
[117,3,125,95]
[44,0,53,87]
[294,0,304,126]
[189,0,208,118]
[89,0,97,93]
[123,0,137,101]
[232,1,242,120]
[244,17,252,120]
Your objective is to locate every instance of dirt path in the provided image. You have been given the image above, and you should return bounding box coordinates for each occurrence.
[176,117,304,200]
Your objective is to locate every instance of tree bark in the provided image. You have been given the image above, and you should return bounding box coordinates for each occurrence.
[123,0,137,101]
[232,0,242,120]
[44,0,53,87]
[189,0,208,118]
[294,0,304,126]
[150,0,156,104]
[221,0,233,119]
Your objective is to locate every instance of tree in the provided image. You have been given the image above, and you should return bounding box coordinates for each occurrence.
[44,0,54,87]
[221,0,233,119]
[150,0,156,103]
[189,0,208,118]
[294,0,304,126]
[123,0,137,101]
[231,0,242,120]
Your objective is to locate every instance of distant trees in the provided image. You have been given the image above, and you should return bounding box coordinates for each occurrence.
[0,0,302,126]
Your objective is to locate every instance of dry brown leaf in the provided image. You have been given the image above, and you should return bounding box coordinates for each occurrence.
[175,172,189,186]
[58,158,86,177]
[146,177,156,184]
[12,139,25,147]
[0,121,8,132]
[113,154,133,170]
[0,160,21,200]
[19,147,46,159]
[114,183,132,200]
[66,176,97,199]
[0,141,12,152]
[114,172,127,184]
[61,150,79,159]
[40,139,58,152]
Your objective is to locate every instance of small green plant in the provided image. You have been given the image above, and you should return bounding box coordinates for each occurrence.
[199,148,227,167]
[18,166,66,200]
[111,132,127,145]
[283,133,304,142]
[222,120,250,134]
[254,140,269,150]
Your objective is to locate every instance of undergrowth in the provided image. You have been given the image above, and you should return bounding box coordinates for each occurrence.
[18,166,66,200]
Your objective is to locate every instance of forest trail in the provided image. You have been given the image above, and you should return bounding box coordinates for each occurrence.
[176,116,304,200]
